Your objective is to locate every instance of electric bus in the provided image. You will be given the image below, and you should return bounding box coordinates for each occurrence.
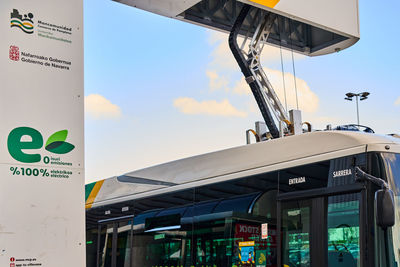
[85,131,400,267]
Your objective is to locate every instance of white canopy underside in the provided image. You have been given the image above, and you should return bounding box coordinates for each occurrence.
[114,0,360,56]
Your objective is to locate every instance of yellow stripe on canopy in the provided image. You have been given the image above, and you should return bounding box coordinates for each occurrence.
[249,0,280,8]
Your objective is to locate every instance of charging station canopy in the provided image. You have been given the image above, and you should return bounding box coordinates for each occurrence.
[114,0,359,56]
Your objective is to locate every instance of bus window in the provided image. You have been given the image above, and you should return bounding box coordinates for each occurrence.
[280,192,361,267]
[252,190,277,219]
[131,226,191,267]
[194,232,230,266]
[279,162,329,192]
[328,154,366,188]
[86,227,99,267]
[281,200,311,267]
[98,224,113,267]
[378,153,400,267]
[327,194,360,267]
[116,221,132,267]
[250,190,278,266]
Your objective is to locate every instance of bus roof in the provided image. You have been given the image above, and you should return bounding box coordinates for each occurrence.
[86,131,400,209]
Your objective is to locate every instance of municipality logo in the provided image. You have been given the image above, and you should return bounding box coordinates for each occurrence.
[10,9,34,34]
[9,45,20,61]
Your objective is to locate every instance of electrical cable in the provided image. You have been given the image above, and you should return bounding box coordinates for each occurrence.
[289,19,299,110]
[278,18,288,112]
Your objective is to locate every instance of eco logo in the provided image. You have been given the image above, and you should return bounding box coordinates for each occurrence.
[9,45,20,61]
[7,127,75,163]
[10,9,34,34]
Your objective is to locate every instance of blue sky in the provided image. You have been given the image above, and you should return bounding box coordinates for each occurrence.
[84,0,400,183]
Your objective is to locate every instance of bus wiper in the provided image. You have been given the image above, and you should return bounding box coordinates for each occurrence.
[354,166,388,189]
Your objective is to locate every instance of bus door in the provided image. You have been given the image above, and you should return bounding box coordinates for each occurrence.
[97,217,134,267]
[277,188,364,267]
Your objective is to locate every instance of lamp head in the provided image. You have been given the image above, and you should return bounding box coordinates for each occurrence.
[360,92,370,101]
[360,92,369,101]
[361,92,370,97]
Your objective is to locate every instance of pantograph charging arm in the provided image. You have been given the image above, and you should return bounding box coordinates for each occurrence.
[228,4,280,138]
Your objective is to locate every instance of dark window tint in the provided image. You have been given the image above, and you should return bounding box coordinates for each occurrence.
[183,201,216,217]
[213,193,259,213]
[279,161,330,192]
[133,210,159,225]
[157,206,187,217]
[328,154,366,188]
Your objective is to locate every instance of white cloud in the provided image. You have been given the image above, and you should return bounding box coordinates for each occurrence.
[246,99,259,114]
[208,33,238,71]
[395,97,400,106]
[232,77,250,95]
[173,97,247,117]
[263,68,319,113]
[85,94,122,120]
[206,70,229,92]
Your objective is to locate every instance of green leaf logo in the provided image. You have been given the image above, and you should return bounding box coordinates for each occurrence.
[45,130,75,154]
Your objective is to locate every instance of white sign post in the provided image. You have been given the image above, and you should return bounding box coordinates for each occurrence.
[0,0,84,266]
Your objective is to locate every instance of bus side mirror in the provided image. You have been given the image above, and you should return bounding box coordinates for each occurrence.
[375,189,395,229]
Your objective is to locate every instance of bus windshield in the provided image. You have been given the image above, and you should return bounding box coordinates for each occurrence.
[380,152,400,266]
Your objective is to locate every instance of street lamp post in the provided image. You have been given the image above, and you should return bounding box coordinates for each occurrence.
[344,92,370,125]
